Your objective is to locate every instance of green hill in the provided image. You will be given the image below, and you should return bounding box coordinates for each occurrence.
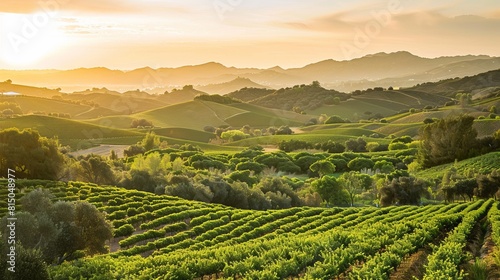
[0,95,120,119]
[61,92,170,114]
[410,68,500,97]
[134,100,312,131]
[0,115,143,149]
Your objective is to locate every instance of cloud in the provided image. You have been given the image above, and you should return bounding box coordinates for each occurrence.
[0,0,188,15]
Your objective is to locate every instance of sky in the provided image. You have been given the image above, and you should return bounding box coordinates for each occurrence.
[0,0,499,70]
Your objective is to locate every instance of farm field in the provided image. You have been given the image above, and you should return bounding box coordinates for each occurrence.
[2,180,499,279]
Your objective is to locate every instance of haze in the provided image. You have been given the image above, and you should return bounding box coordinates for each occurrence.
[1,0,500,70]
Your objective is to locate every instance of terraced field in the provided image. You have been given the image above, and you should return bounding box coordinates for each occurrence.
[2,180,498,279]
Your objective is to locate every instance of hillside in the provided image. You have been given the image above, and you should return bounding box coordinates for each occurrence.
[226,87,276,102]
[156,86,209,104]
[61,91,169,114]
[0,95,120,119]
[1,180,495,279]
[0,80,63,97]
[410,69,500,97]
[0,115,143,149]
[196,77,270,95]
[134,100,311,131]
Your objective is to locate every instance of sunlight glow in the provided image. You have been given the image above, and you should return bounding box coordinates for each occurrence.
[0,12,68,68]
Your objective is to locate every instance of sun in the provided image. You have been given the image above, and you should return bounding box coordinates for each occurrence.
[0,12,67,68]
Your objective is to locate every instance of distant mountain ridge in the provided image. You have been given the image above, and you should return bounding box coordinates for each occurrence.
[0,51,498,93]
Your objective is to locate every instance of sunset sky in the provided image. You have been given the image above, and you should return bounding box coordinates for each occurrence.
[0,0,500,70]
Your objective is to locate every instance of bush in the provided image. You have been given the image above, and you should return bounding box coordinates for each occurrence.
[388,142,408,151]
[114,224,135,237]
[347,158,374,171]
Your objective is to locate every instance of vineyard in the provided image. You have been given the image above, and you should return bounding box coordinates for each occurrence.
[1,180,498,279]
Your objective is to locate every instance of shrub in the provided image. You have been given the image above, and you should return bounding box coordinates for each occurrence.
[114,224,135,237]
[388,142,408,151]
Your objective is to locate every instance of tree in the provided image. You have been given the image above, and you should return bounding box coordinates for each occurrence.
[340,171,372,206]
[0,128,64,179]
[123,144,145,157]
[309,160,335,177]
[311,80,321,87]
[456,93,472,107]
[2,190,113,265]
[311,175,348,206]
[0,244,50,280]
[417,115,478,168]
[475,175,499,199]
[221,130,249,142]
[347,157,374,171]
[276,126,293,135]
[345,138,367,152]
[73,201,113,256]
[141,131,160,151]
[130,118,153,128]
[77,154,115,185]
[454,179,476,201]
[380,176,427,206]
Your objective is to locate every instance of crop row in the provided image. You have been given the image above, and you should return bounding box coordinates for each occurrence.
[422,199,493,280]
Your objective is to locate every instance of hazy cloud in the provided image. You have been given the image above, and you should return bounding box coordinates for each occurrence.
[0,0,188,14]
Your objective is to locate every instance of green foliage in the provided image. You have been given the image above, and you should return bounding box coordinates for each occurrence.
[380,176,427,206]
[140,131,161,151]
[77,154,115,185]
[388,142,408,151]
[1,244,50,280]
[309,160,335,177]
[278,139,312,152]
[114,224,135,237]
[1,190,113,265]
[312,175,348,206]
[345,138,367,152]
[339,171,373,206]
[221,130,249,142]
[347,157,374,171]
[418,115,478,168]
[0,128,64,180]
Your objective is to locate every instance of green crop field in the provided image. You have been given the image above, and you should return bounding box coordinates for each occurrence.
[1,180,496,279]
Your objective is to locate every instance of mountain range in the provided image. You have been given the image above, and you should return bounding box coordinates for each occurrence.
[0,51,499,93]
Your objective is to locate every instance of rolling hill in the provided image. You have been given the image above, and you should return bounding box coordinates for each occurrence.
[0,115,144,149]
[0,95,120,119]
[196,77,271,95]
[133,100,311,131]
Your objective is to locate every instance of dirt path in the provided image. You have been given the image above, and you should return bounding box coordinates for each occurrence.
[69,144,129,158]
